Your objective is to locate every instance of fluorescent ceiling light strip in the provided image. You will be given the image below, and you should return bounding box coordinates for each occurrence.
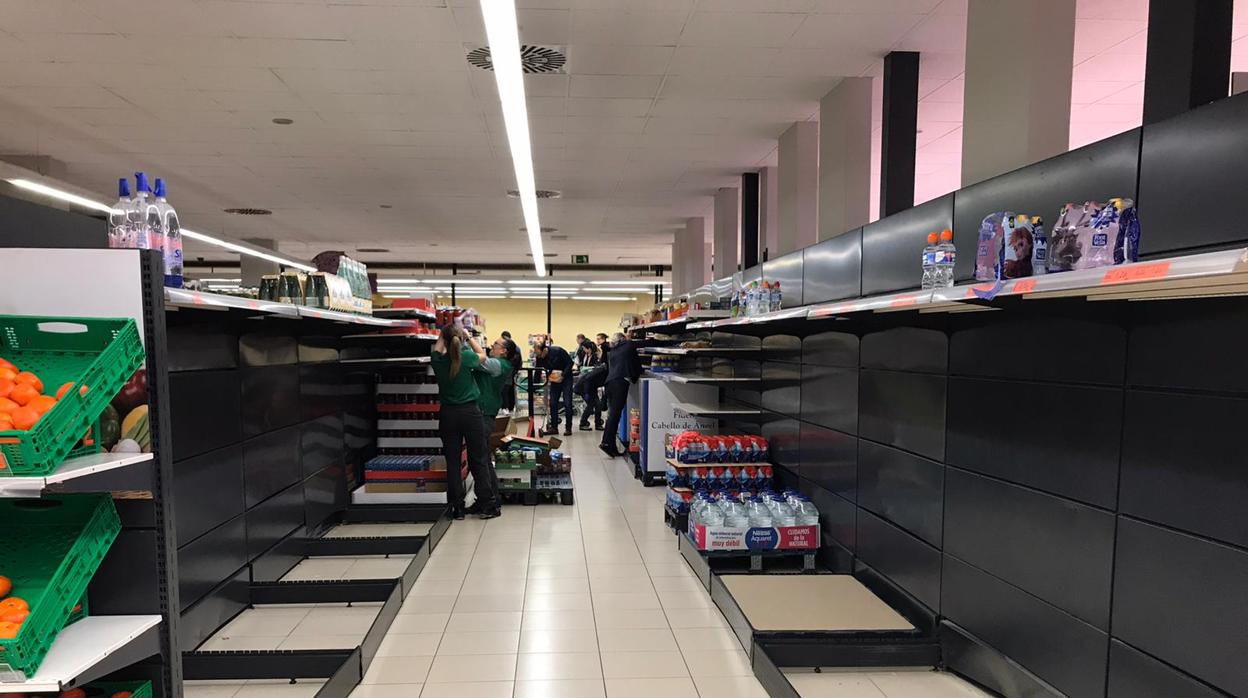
[588,280,667,286]
[8,178,113,213]
[420,279,508,285]
[591,287,668,292]
[7,178,316,272]
[480,0,546,277]
[508,280,583,286]
[180,228,315,272]
[573,296,637,301]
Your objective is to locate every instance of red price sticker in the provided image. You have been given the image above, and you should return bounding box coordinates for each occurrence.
[890,296,918,308]
[1102,261,1171,285]
[191,294,204,305]
[1012,279,1037,294]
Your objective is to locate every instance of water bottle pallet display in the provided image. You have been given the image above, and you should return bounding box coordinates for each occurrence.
[679,530,818,576]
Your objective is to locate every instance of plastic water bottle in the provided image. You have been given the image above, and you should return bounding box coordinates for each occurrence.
[792,495,821,526]
[154,179,183,288]
[936,229,956,288]
[746,497,773,528]
[770,281,782,312]
[132,172,157,250]
[721,498,749,527]
[700,496,724,526]
[766,494,796,526]
[108,178,132,248]
[921,232,938,289]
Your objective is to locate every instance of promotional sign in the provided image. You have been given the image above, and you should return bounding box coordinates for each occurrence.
[640,378,717,475]
[690,523,820,552]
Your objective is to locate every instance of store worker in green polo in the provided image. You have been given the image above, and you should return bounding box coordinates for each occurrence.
[472,337,523,517]
[431,323,498,520]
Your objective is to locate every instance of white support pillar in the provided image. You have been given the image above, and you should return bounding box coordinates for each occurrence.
[759,166,779,261]
[673,218,710,295]
[818,78,873,240]
[713,187,739,278]
[777,121,819,255]
[961,0,1076,186]
[241,238,280,286]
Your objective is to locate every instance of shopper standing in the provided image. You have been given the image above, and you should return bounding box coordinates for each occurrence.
[534,341,575,436]
[574,338,605,431]
[599,332,641,457]
[499,330,516,411]
[471,337,522,519]
[431,324,497,519]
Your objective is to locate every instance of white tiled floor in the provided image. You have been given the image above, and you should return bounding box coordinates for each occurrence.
[187,430,988,698]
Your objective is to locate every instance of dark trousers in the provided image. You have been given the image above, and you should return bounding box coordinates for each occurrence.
[600,378,630,452]
[548,378,574,431]
[576,383,602,426]
[439,402,496,511]
[480,414,501,505]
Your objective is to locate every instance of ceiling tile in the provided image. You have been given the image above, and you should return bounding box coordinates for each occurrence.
[789,13,924,50]
[564,98,653,116]
[570,9,690,45]
[569,74,662,98]
[666,46,782,77]
[679,11,807,48]
[567,45,674,75]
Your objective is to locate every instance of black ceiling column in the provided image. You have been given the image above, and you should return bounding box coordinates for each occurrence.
[740,172,760,270]
[880,51,920,218]
[1142,0,1233,124]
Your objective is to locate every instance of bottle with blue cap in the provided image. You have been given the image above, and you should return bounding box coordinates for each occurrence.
[132,172,158,250]
[108,178,132,248]
[154,178,183,288]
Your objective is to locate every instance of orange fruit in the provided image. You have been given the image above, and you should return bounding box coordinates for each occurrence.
[0,357,14,370]
[0,369,14,382]
[9,406,38,430]
[13,372,42,393]
[0,380,12,399]
[61,690,87,698]
[56,382,75,400]
[28,395,57,415]
[0,621,19,639]
[0,576,10,597]
[0,412,12,428]
[0,597,28,613]
[9,383,37,406]
[111,693,133,698]
[0,398,17,414]
[0,609,27,624]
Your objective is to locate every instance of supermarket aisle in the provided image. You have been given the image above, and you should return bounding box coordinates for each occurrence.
[347,430,985,698]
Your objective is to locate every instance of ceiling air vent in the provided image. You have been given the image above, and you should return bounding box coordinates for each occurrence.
[467,45,567,74]
[223,208,272,216]
[508,189,561,199]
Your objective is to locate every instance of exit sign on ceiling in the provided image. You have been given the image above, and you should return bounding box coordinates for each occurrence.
[571,255,590,264]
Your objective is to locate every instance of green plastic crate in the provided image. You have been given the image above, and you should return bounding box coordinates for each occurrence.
[0,494,121,680]
[87,679,154,698]
[0,316,144,476]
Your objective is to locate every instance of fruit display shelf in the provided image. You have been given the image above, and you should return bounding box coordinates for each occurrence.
[0,615,161,692]
[0,452,153,497]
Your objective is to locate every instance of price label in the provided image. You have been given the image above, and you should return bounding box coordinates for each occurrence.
[889,296,918,308]
[1012,279,1037,294]
[1102,262,1171,285]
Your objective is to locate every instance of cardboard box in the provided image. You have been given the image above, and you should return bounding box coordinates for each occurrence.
[502,434,562,450]
[689,523,819,552]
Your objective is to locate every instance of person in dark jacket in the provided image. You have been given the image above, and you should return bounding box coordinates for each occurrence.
[534,341,575,436]
[574,338,606,431]
[599,332,641,457]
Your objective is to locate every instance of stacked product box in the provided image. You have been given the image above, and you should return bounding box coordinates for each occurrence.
[664,430,820,553]
[371,365,446,494]
[498,434,574,492]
